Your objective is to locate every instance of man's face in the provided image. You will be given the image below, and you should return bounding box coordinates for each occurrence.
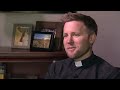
[63,21,95,59]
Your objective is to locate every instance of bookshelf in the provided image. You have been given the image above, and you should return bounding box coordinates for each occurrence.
[0,47,67,79]
[0,12,67,79]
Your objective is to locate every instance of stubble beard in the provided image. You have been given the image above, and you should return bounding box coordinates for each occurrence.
[66,46,92,60]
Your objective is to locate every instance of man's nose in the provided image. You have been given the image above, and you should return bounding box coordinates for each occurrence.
[67,36,74,44]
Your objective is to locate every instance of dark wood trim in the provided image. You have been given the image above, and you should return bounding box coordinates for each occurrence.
[0,47,67,62]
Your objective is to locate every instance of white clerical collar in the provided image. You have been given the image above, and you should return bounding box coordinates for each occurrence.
[75,60,82,67]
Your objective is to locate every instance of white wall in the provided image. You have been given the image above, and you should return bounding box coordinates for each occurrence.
[0,13,63,48]
[0,13,7,46]
[0,11,120,67]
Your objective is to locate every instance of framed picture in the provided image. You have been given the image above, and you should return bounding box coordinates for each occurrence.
[35,21,63,51]
[12,24,33,49]
[30,31,54,51]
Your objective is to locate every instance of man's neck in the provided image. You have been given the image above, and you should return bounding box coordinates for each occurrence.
[74,50,92,62]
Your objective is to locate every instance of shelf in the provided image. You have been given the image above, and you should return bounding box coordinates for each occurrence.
[0,47,67,62]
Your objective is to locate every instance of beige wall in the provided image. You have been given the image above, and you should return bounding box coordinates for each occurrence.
[78,11,120,67]
[0,11,120,67]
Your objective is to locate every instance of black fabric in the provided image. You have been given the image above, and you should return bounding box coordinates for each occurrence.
[45,54,120,79]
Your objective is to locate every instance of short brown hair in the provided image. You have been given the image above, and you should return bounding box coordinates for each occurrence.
[61,12,98,35]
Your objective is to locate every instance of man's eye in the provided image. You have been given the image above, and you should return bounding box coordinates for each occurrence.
[63,34,68,38]
[73,33,80,36]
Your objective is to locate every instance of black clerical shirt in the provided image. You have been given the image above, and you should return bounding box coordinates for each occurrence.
[45,54,120,79]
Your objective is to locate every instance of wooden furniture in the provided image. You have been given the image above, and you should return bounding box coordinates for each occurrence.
[0,47,67,79]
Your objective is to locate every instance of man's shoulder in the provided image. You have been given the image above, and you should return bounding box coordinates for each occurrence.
[94,55,115,69]
[94,55,120,79]
[96,55,113,66]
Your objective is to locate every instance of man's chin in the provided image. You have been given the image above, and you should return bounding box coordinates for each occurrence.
[67,53,75,59]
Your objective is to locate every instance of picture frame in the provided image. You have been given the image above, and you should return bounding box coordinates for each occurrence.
[35,21,63,51]
[12,24,33,49]
[30,31,54,51]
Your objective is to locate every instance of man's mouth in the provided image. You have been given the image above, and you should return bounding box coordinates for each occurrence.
[67,47,76,51]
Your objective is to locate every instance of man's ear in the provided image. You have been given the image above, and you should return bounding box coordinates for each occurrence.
[89,33,96,44]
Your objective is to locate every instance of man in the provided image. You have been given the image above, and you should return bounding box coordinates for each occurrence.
[45,12,120,79]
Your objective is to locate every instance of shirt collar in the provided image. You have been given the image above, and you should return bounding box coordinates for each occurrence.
[81,53,96,67]
[73,53,97,68]
[75,60,82,67]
